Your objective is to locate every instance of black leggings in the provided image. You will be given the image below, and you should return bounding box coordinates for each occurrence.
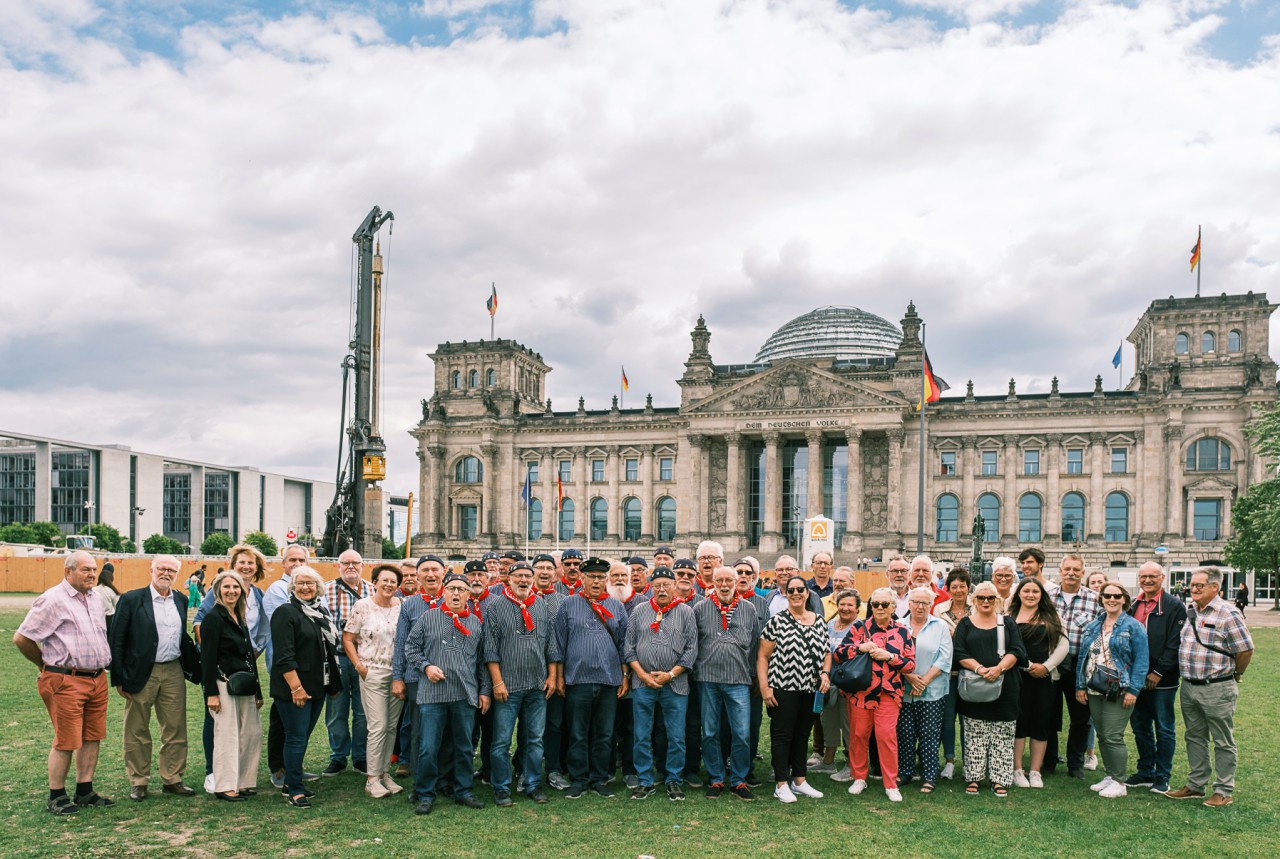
[768,689,817,783]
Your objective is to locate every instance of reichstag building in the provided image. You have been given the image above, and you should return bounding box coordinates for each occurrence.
[410,292,1275,580]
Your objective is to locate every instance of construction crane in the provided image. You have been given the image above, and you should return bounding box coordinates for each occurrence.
[322,205,394,558]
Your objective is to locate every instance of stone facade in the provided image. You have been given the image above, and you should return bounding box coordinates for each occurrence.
[411,293,1277,571]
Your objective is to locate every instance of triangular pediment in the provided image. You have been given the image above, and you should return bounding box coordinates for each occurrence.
[1185,474,1237,493]
[685,361,908,414]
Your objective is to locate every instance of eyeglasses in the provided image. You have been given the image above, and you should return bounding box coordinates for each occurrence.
[697,555,721,562]
[1188,582,1211,590]
[443,586,469,593]
[294,581,317,589]
[1101,593,1126,601]
[676,571,697,578]
[812,559,832,566]
[339,561,362,567]
[993,574,1014,580]
[973,595,998,603]
[775,567,798,574]
[869,601,893,609]
[786,587,809,595]
[909,601,933,608]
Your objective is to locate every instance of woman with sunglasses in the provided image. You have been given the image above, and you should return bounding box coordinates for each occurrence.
[952,581,1027,797]
[758,575,832,803]
[1075,583,1148,798]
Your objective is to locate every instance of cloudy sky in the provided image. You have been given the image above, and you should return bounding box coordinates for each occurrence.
[2,0,1278,505]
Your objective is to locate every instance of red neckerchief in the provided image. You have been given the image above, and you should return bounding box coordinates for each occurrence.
[439,604,472,636]
[635,584,652,597]
[695,575,712,592]
[708,591,742,630]
[671,592,692,607]
[561,576,582,595]
[536,586,557,597]
[420,589,440,609]
[503,585,537,631]
[648,597,677,632]
[468,595,484,623]
[582,592,613,623]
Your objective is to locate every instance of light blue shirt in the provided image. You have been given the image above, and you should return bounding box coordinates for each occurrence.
[262,575,293,670]
[151,585,183,663]
[903,614,953,703]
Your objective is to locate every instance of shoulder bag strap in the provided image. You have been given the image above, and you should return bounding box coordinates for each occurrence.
[1188,609,1235,658]
[997,617,1006,658]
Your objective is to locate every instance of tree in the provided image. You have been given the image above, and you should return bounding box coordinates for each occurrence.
[1224,478,1280,610]
[242,530,279,557]
[200,532,235,557]
[143,533,186,555]
[86,523,126,553]
[0,522,38,544]
[381,537,403,560]
[30,521,63,547]
[122,539,136,553]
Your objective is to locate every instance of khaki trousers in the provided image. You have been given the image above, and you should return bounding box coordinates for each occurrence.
[211,680,263,792]
[359,665,404,778]
[122,660,188,786]
[1181,680,1239,796]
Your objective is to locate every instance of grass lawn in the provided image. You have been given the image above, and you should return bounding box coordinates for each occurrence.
[0,609,1275,859]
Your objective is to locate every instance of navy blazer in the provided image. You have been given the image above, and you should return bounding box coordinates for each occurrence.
[108,585,200,694]
[1128,590,1187,688]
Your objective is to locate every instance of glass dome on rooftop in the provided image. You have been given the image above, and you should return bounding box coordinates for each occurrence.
[753,306,902,363]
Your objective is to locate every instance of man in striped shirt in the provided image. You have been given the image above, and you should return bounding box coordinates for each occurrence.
[1052,554,1101,779]
[485,561,561,807]
[405,573,490,815]
[672,558,705,786]
[391,555,446,789]
[532,554,571,790]
[694,566,760,801]
[323,549,373,777]
[625,567,697,801]
[553,557,629,799]
[734,558,769,787]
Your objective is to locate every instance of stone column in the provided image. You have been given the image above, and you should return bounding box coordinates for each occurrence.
[1045,433,1061,541]
[697,436,712,540]
[606,446,620,540]
[842,429,862,550]
[760,431,783,554]
[1163,426,1183,538]
[684,434,706,543]
[640,444,655,541]
[573,445,587,544]
[1089,432,1107,539]
[886,428,905,538]
[805,430,824,520]
[426,445,446,540]
[1133,430,1148,540]
[481,441,499,542]
[960,437,976,528]
[33,440,52,523]
[1002,434,1018,542]
[541,447,555,539]
[725,433,743,538]
[416,447,430,541]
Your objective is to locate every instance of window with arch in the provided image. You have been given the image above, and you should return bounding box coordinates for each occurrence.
[657,497,676,542]
[527,498,542,540]
[1202,331,1216,354]
[451,370,461,389]
[590,498,607,541]
[1228,329,1242,352]
[468,369,478,387]
[622,497,642,541]
[1174,333,1189,355]
[1061,492,1086,542]
[558,498,575,541]
[486,368,496,386]
[1018,493,1043,542]
[1186,437,1231,471]
[1104,492,1129,542]
[935,494,959,542]
[977,493,1000,542]
[454,456,482,483]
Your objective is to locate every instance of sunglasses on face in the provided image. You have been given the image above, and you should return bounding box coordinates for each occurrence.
[974,595,997,603]
[786,587,808,595]
[1101,593,1126,600]
[869,601,893,609]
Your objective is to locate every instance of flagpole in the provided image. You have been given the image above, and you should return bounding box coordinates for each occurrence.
[1196,226,1201,298]
[490,282,495,340]
[917,322,927,555]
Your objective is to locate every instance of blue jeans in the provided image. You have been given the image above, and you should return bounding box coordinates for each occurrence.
[325,655,367,765]
[277,696,325,794]
[1130,686,1177,781]
[632,683,688,786]
[396,681,418,771]
[415,700,477,802]
[700,682,751,786]
[544,692,566,774]
[565,684,617,789]
[491,689,547,793]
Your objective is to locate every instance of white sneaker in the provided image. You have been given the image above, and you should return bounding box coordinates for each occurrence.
[886,788,902,802]
[791,780,824,798]
[380,773,403,795]
[365,778,390,798]
[848,779,867,795]
[1028,771,1044,789]
[829,765,852,783]
[1012,770,1030,788]
[1083,753,1099,771]
[203,773,215,795]
[941,762,955,780]
[1090,776,1115,792]
[774,783,797,804]
[806,753,823,767]
[1099,781,1128,798]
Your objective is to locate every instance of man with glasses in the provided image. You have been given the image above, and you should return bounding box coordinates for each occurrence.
[882,556,912,620]
[263,543,316,788]
[733,558,769,786]
[909,555,948,609]
[406,573,491,815]
[1052,554,1100,779]
[695,541,724,594]
[767,556,825,618]
[1166,567,1253,807]
[672,558,706,785]
[323,550,373,777]
[533,554,571,790]
[1124,562,1186,795]
[807,552,836,599]
[391,555,447,792]
[553,557,629,799]
[556,549,585,596]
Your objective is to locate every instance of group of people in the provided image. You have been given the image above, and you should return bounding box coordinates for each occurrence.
[13,542,1253,817]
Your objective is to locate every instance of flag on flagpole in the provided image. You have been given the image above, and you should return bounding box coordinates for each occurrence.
[556,474,563,511]
[1111,344,1122,369]
[520,470,532,506]
[916,349,949,410]
[1189,233,1201,272]
[621,366,629,392]
[486,283,498,317]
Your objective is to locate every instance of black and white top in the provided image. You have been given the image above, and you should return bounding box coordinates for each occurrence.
[761,610,830,693]
[623,601,698,695]
[692,597,759,686]
[483,596,562,694]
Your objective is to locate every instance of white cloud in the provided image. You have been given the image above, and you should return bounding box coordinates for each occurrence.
[2,0,1279,517]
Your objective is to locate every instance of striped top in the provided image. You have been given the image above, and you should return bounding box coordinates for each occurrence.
[553,594,628,687]
[761,610,829,692]
[692,596,759,686]
[623,601,698,695]
[391,592,438,683]
[483,596,562,693]
[404,606,490,706]
[538,589,566,619]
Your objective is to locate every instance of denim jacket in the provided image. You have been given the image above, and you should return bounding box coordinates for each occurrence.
[1075,613,1149,696]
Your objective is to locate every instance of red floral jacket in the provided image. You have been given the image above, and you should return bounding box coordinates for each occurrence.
[833,618,916,708]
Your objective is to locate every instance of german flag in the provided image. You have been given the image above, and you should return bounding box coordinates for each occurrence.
[917,348,948,411]
[1189,233,1201,272]
[621,366,630,392]
[556,474,563,511]
[486,283,498,317]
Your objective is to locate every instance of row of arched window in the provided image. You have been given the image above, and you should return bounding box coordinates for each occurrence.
[1175,329,1242,355]
[528,496,677,543]
[936,491,1131,543]
[450,368,498,390]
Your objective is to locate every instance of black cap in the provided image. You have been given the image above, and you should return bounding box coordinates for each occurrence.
[417,554,445,568]
[481,552,500,562]
[650,566,675,581]
[654,547,674,558]
[626,556,648,567]
[500,550,526,562]
[532,553,556,566]
[464,560,486,574]
[672,558,697,571]
[509,561,533,574]
[561,548,583,560]
[581,556,611,574]
[442,573,469,588]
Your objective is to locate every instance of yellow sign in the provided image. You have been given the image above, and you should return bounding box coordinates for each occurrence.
[362,455,387,481]
[809,520,829,540]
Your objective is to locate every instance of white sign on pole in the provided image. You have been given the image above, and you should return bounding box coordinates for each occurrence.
[801,516,835,570]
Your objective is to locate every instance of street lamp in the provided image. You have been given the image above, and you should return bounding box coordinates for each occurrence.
[971,511,986,584]
[83,500,96,534]
[133,507,146,549]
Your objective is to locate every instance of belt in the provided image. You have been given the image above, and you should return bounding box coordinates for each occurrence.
[43,665,104,678]
[1184,675,1235,686]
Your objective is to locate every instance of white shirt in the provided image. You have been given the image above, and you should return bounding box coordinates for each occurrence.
[151,585,182,663]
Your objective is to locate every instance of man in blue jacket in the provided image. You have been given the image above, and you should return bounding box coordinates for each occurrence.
[1125,562,1186,795]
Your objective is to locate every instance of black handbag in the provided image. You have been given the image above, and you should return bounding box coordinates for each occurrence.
[831,651,873,694]
[224,671,259,697]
